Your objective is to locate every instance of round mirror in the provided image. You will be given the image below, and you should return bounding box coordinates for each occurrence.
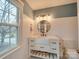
[37,20,51,34]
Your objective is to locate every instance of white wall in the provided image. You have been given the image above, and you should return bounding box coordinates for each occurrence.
[77,0,79,48]
[34,16,78,49]
[49,17,78,49]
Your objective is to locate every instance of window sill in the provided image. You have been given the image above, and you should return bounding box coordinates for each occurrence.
[0,45,21,59]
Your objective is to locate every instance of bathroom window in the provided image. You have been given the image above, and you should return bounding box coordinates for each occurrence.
[0,0,19,53]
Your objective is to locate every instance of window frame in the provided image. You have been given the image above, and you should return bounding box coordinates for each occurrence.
[0,0,21,56]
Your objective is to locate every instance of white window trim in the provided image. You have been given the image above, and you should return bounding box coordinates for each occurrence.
[0,46,21,59]
[0,0,24,58]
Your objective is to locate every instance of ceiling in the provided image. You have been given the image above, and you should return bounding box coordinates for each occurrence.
[25,0,77,10]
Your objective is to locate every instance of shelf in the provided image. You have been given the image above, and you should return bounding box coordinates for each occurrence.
[30,48,57,54]
[31,54,49,59]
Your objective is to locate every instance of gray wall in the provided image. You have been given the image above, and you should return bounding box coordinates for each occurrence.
[23,0,33,19]
[34,3,78,49]
[34,3,77,18]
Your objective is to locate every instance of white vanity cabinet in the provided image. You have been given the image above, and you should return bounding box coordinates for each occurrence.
[29,37,64,59]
